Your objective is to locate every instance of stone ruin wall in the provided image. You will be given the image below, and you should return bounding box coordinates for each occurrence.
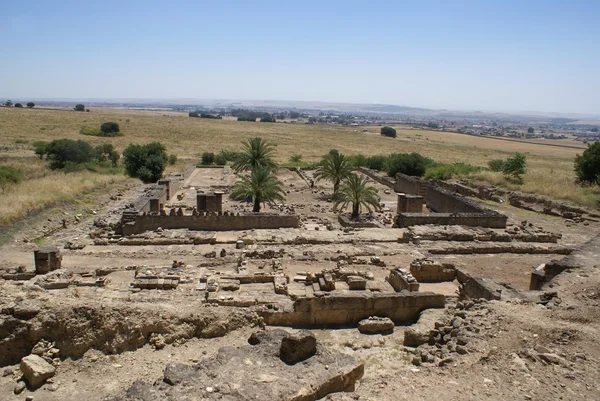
[390,172,508,228]
[357,167,396,189]
[122,213,300,236]
[260,291,446,326]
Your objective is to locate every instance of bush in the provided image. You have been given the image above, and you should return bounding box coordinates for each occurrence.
[289,154,303,163]
[366,155,387,171]
[218,149,242,162]
[33,140,48,159]
[74,104,85,112]
[329,149,340,157]
[386,152,433,177]
[347,154,368,167]
[488,159,505,172]
[100,122,120,135]
[424,163,482,180]
[27,102,35,108]
[260,116,276,123]
[168,153,178,165]
[80,126,123,137]
[214,154,227,166]
[575,141,600,185]
[94,144,119,166]
[237,116,256,122]
[381,126,397,138]
[45,139,95,169]
[0,165,23,188]
[14,103,23,108]
[122,142,168,183]
[502,153,527,181]
[201,152,215,165]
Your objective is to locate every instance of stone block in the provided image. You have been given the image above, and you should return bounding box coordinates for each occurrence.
[358,316,394,335]
[20,354,55,388]
[347,276,367,290]
[280,331,317,365]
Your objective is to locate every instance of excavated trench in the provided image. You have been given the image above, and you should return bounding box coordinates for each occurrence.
[0,301,259,366]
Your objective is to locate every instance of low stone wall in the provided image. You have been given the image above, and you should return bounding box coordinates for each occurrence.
[426,185,485,214]
[357,167,395,189]
[410,259,456,282]
[387,269,419,292]
[396,213,508,228]
[433,180,479,197]
[123,213,300,236]
[394,173,423,196]
[260,292,446,326]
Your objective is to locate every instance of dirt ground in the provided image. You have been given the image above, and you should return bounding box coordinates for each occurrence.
[1,168,599,400]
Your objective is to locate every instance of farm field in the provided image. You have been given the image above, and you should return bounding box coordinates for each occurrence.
[0,106,598,227]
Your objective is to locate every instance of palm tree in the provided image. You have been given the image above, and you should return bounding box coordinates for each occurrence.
[232,137,278,173]
[230,166,286,212]
[313,151,351,193]
[333,173,380,218]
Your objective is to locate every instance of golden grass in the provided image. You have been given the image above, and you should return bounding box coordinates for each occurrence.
[0,107,597,210]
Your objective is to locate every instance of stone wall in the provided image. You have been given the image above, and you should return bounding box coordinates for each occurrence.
[396,213,508,228]
[426,185,485,214]
[357,167,396,189]
[387,269,419,292]
[410,259,456,282]
[260,292,446,326]
[394,173,424,196]
[122,213,300,235]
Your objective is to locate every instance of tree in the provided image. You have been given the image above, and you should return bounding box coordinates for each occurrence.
[488,159,505,172]
[386,152,432,177]
[527,127,534,134]
[5,100,13,107]
[314,151,352,193]
[201,152,215,165]
[14,103,23,108]
[32,140,48,159]
[502,152,527,182]
[74,104,85,112]
[100,122,120,135]
[381,126,397,138]
[229,166,286,212]
[575,141,600,185]
[591,127,599,133]
[122,142,168,183]
[45,139,95,169]
[333,173,380,218]
[232,137,278,173]
[94,144,119,166]
[27,102,35,108]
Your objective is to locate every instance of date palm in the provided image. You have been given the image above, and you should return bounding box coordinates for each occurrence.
[232,137,278,173]
[230,166,286,212]
[314,151,351,193]
[333,173,380,218]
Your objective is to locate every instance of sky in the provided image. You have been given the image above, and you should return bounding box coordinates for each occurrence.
[1,0,599,114]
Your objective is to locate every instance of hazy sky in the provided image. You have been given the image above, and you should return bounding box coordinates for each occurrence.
[1,0,599,114]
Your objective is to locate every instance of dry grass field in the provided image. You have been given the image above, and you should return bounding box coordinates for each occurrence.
[0,106,598,225]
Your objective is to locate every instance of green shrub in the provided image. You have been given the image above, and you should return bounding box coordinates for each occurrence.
[214,154,227,166]
[385,152,434,177]
[74,104,85,112]
[575,141,600,185]
[33,140,48,159]
[218,149,242,162]
[289,154,303,163]
[347,154,368,167]
[0,165,23,188]
[380,126,397,138]
[366,155,387,171]
[201,152,215,165]
[45,139,95,169]
[123,142,168,183]
[100,122,120,135]
[94,144,120,166]
[80,126,123,137]
[14,138,28,144]
[502,153,527,181]
[488,159,505,172]
[168,153,178,165]
[424,163,482,180]
[14,103,23,108]
[27,102,35,108]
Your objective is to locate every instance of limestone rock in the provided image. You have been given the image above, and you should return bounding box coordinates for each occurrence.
[357,316,394,335]
[280,331,317,365]
[20,354,56,388]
